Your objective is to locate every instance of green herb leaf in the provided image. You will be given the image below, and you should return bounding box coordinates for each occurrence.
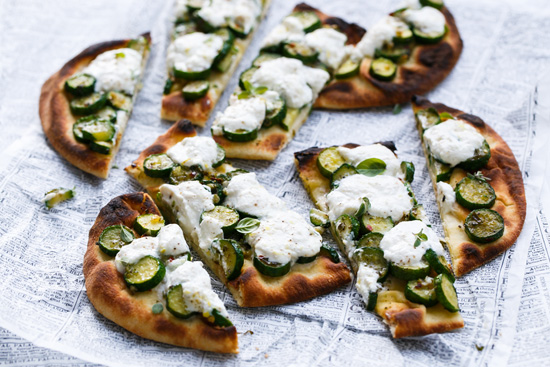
[120,225,134,243]
[253,86,268,95]
[115,52,125,59]
[235,218,260,234]
[238,91,251,99]
[357,158,386,177]
[152,303,164,314]
[355,197,371,218]
[243,80,252,92]
[393,104,402,115]
[471,171,491,182]
[439,112,455,121]
[413,229,428,248]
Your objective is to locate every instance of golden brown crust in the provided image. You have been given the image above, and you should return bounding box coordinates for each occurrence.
[83,192,238,353]
[39,34,151,179]
[314,7,463,109]
[160,0,272,125]
[412,96,527,277]
[125,122,351,306]
[294,144,464,337]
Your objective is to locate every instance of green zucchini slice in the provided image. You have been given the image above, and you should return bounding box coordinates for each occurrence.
[173,66,210,81]
[264,98,287,128]
[374,46,410,63]
[317,147,345,178]
[107,91,132,111]
[182,80,210,100]
[414,25,447,44]
[366,292,378,311]
[404,277,438,306]
[72,117,95,143]
[89,140,113,155]
[212,28,235,67]
[238,67,258,90]
[390,261,430,280]
[253,255,291,277]
[213,144,226,168]
[369,58,397,81]
[335,59,360,79]
[282,42,318,64]
[166,284,196,319]
[228,18,249,38]
[330,163,358,188]
[429,155,453,182]
[201,180,225,204]
[43,187,75,209]
[458,140,491,171]
[361,214,394,234]
[464,209,504,243]
[420,0,444,9]
[310,208,329,227]
[353,247,389,282]
[80,118,115,142]
[253,53,280,67]
[455,174,496,209]
[355,198,371,219]
[143,154,176,178]
[393,26,414,44]
[134,214,165,236]
[434,273,459,312]
[95,106,118,123]
[296,255,317,264]
[70,92,107,115]
[214,50,235,73]
[98,224,134,256]
[169,165,204,184]
[320,244,340,263]
[356,232,384,248]
[201,206,240,233]
[288,11,321,33]
[65,73,96,96]
[222,127,258,142]
[211,238,244,281]
[163,79,174,95]
[401,161,415,183]
[409,204,427,222]
[416,108,441,130]
[124,256,166,291]
[211,309,233,327]
[334,214,360,244]
[424,248,455,282]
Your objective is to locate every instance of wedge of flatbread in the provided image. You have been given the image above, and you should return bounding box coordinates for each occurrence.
[412,95,526,276]
[40,34,151,179]
[126,120,351,307]
[83,192,238,353]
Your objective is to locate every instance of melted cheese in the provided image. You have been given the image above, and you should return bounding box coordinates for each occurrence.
[304,28,348,70]
[166,32,223,73]
[166,136,220,169]
[337,144,403,178]
[262,15,305,47]
[84,48,142,95]
[211,95,266,135]
[436,182,456,214]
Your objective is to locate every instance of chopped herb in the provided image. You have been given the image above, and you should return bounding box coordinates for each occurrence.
[475,344,484,351]
[235,218,260,234]
[152,303,164,314]
[413,229,428,248]
[471,171,491,182]
[253,86,267,95]
[115,52,125,59]
[439,112,455,121]
[392,104,402,114]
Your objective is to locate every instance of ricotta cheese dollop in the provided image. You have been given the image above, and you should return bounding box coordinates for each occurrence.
[356,263,382,298]
[436,181,456,215]
[337,144,403,178]
[423,119,485,167]
[262,15,305,48]
[380,220,444,267]
[166,136,221,169]
[352,16,407,59]
[304,28,348,70]
[211,95,266,135]
[197,0,262,35]
[402,6,446,35]
[166,32,223,73]
[84,48,142,95]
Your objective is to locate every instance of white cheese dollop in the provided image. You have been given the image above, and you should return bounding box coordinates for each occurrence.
[262,15,305,48]
[398,0,422,10]
[197,0,261,35]
[166,32,223,73]
[197,215,224,253]
[402,6,446,34]
[305,28,348,70]
[356,263,382,297]
[379,220,444,267]
[326,174,413,222]
[166,136,221,169]
[436,182,456,215]
[211,95,266,135]
[352,16,405,59]
[84,48,142,95]
[247,211,322,265]
[250,57,330,108]
[423,119,485,167]
[337,144,403,178]
[224,172,287,217]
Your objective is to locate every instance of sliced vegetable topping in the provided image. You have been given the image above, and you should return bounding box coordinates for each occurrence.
[296,255,317,264]
[202,206,240,234]
[182,80,210,100]
[211,239,244,281]
[80,119,115,142]
[310,208,329,227]
[369,58,397,81]
[404,277,438,306]
[96,106,118,123]
[124,256,166,291]
[458,140,491,171]
[409,204,427,222]
[282,42,318,64]
[212,28,235,67]
[264,97,287,128]
[211,309,233,327]
[163,79,174,95]
[174,66,210,81]
[330,163,358,188]
[253,255,291,277]
[166,284,195,319]
[464,209,504,243]
[253,53,281,67]
[434,273,459,312]
[98,224,134,256]
[288,11,322,33]
[414,25,447,44]
[320,244,340,263]
[43,187,75,209]
[374,46,410,63]
[169,165,204,184]
[334,214,360,244]
[429,155,453,182]
[356,232,384,248]
[70,92,107,115]
[420,0,444,9]
[89,140,113,155]
[365,292,378,311]
[353,247,389,282]
[238,67,258,90]
[361,214,394,234]
[317,147,345,178]
[416,108,441,130]
[335,59,360,79]
[143,154,176,178]
[455,174,496,210]
[107,91,132,111]
[401,161,415,183]
[390,261,430,280]
[134,213,165,236]
[222,126,258,142]
[424,248,455,282]
[65,74,96,96]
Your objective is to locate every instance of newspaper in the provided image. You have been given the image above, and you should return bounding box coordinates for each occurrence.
[0,0,549,366]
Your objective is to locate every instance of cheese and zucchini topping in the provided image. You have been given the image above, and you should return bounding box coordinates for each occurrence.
[64,37,149,155]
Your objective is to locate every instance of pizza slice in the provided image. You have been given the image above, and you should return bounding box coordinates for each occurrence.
[125,120,351,307]
[314,0,463,109]
[294,142,464,338]
[411,96,526,276]
[40,34,151,179]
[161,0,271,124]
[83,192,238,353]
[210,3,366,160]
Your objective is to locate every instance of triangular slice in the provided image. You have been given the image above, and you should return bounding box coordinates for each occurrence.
[83,192,238,353]
[210,3,366,160]
[40,34,151,178]
[294,143,464,338]
[161,0,271,124]
[412,96,526,276]
[315,1,462,109]
[126,120,351,307]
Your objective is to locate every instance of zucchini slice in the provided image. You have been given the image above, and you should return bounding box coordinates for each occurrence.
[214,50,235,73]
[420,0,444,9]
[320,244,340,263]
[355,197,371,219]
[369,58,397,81]
[429,155,453,182]
[222,127,258,142]
[201,206,240,233]
[89,140,113,155]
[228,18,249,38]
[107,91,132,111]
[173,66,210,81]
[166,284,196,319]
[455,174,496,209]
[143,154,176,178]
[212,28,235,67]
[335,59,360,79]
[124,256,166,291]
[434,273,459,312]
[80,118,115,142]
[64,73,96,96]
[404,277,438,307]
[374,46,410,63]
[393,26,414,44]
[201,180,225,204]
[282,42,318,64]
[97,224,134,256]
[416,108,441,130]
[70,92,107,115]
[365,292,378,311]
[296,255,317,264]
[424,248,455,282]
[169,165,204,184]
[360,214,394,234]
[356,232,384,249]
[211,239,244,281]
[264,97,287,128]
[163,79,174,95]
[390,261,430,280]
[310,208,329,227]
[72,117,95,143]
[464,209,505,243]
[238,67,258,90]
[330,163,358,188]
[352,247,389,282]
[253,255,291,277]
[253,53,280,67]
[401,161,415,183]
[334,214,360,244]
[414,25,446,44]
[458,140,491,171]
[96,106,118,123]
[317,147,345,178]
[409,204,427,222]
[182,80,210,100]
[43,187,74,209]
[211,309,233,327]
[213,144,226,168]
[134,214,165,236]
[288,11,322,33]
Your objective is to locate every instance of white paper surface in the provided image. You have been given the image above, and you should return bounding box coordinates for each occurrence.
[0,0,549,366]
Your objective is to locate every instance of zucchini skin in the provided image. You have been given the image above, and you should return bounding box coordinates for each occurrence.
[253,256,291,277]
[464,209,504,243]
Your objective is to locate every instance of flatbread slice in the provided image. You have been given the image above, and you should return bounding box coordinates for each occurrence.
[211,3,366,160]
[83,192,238,353]
[126,120,351,307]
[315,2,463,109]
[294,144,464,338]
[160,0,272,125]
[40,34,151,179]
[412,96,526,276]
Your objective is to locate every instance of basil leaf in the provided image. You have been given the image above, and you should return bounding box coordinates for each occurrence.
[152,303,164,314]
[392,104,402,115]
[357,158,386,177]
[253,86,268,95]
[235,218,260,234]
[243,80,252,92]
[120,225,134,243]
[439,112,455,121]
[238,91,251,99]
